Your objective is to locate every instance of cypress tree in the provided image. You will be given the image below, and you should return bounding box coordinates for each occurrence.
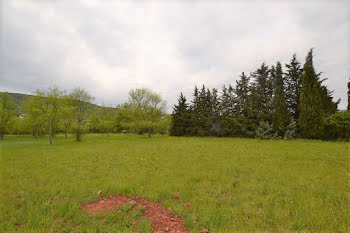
[272,62,290,137]
[170,93,190,136]
[285,54,303,121]
[299,49,324,138]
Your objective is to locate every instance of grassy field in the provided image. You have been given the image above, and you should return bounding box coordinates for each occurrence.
[0,134,349,232]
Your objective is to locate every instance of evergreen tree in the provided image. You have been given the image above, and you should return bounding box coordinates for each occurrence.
[209,88,222,136]
[316,77,339,115]
[170,93,191,136]
[189,86,200,136]
[220,85,236,136]
[233,72,254,137]
[299,49,324,138]
[250,63,273,127]
[234,72,250,116]
[272,62,290,137]
[284,54,303,120]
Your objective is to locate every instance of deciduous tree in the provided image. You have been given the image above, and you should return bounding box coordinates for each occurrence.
[119,88,166,137]
[0,92,16,139]
[69,88,94,141]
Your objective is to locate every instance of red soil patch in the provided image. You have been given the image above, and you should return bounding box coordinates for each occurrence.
[81,193,190,233]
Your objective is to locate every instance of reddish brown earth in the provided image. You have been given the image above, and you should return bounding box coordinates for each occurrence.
[81,193,190,233]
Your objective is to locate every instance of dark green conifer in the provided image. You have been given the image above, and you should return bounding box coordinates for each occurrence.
[284,54,303,121]
[272,62,290,137]
[170,93,190,136]
[299,49,324,138]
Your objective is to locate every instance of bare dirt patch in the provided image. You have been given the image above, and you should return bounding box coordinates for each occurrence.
[81,193,190,233]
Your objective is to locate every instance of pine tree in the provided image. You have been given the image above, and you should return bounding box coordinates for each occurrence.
[272,62,290,137]
[284,54,303,121]
[234,72,250,116]
[220,85,236,136]
[189,86,200,136]
[170,93,190,136]
[209,88,222,135]
[250,63,273,128]
[299,49,324,139]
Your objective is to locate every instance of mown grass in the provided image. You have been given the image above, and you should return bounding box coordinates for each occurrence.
[0,134,349,232]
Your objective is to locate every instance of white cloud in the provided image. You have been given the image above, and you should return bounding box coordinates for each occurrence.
[0,0,349,109]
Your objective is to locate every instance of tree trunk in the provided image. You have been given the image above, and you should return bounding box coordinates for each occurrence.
[64,124,68,138]
[76,124,80,141]
[0,133,3,140]
[49,118,53,144]
[147,128,152,138]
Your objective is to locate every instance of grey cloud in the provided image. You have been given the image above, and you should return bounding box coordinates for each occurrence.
[0,0,349,109]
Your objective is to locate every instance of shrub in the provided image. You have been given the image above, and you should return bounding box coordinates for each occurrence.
[324,111,350,140]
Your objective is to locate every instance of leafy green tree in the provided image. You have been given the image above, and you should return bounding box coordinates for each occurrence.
[69,88,94,141]
[348,79,350,111]
[299,49,324,138]
[88,105,116,135]
[44,86,62,144]
[272,62,290,137]
[170,93,191,136]
[324,111,350,140]
[118,88,166,137]
[0,92,17,139]
[59,95,75,138]
[284,54,303,121]
[23,93,47,137]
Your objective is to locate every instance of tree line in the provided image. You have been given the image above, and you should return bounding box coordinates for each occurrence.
[170,49,350,139]
[1,49,349,141]
[0,88,168,143]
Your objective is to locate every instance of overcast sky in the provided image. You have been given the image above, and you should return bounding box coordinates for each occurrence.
[1,0,349,110]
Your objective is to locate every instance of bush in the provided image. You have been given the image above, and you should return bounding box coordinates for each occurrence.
[324,111,350,140]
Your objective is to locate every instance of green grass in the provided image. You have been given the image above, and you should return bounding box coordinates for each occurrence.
[1,134,349,232]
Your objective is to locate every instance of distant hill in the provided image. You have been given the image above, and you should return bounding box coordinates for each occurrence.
[6,92,34,107]
[1,92,114,114]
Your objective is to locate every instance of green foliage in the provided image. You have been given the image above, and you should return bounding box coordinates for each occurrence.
[284,119,297,139]
[118,88,166,137]
[88,105,117,134]
[0,92,17,139]
[255,121,276,139]
[347,79,350,110]
[324,111,350,140]
[69,88,95,141]
[272,62,290,137]
[170,93,191,136]
[284,54,303,121]
[299,49,325,139]
[317,78,339,116]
